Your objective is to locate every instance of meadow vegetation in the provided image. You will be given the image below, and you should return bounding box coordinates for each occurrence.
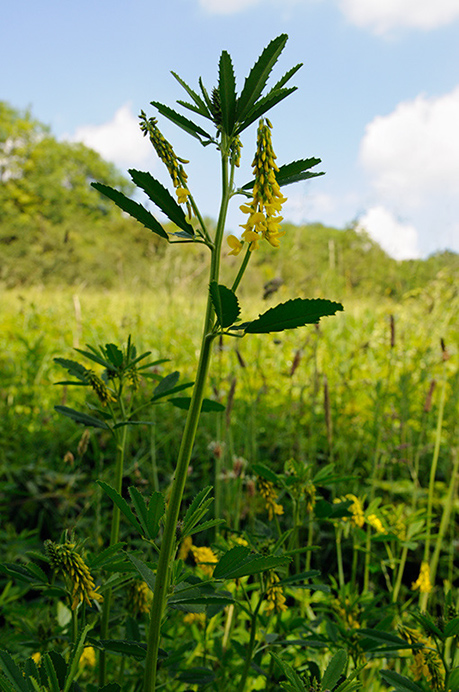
[0,37,458,692]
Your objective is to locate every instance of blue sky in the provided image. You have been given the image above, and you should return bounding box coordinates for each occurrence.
[2,0,459,259]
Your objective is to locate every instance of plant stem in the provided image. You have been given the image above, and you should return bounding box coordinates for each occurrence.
[99,421,127,686]
[143,140,232,692]
[420,376,446,610]
[236,598,262,692]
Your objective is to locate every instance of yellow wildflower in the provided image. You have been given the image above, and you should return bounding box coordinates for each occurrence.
[45,540,103,610]
[265,571,287,615]
[191,545,218,577]
[176,187,190,204]
[367,514,387,534]
[183,612,206,627]
[127,579,152,615]
[412,561,433,594]
[178,535,193,561]
[31,652,41,664]
[399,627,444,690]
[257,477,284,521]
[85,370,115,405]
[139,111,192,217]
[227,234,243,256]
[240,118,287,251]
[79,646,96,669]
[304,482,316,514]
[333,494,365,528]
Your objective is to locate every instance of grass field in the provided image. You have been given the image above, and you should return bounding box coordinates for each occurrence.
[1,276,458,691]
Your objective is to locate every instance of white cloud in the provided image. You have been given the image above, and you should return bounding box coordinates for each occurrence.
[358,87,459,255]
[357,206,420,260]
[67,103,154,170]
[199,0,261,13]
[360,87,459,205]
[198,0,309,14]
[339,0,459,34]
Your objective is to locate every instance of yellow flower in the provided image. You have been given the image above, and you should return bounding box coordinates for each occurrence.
[257,477,284,521]
[346,495,365,528]
[178,535,193,561]
[31,652,41,664]
[183,612,206,627]
[79,646,96,669]
[127,579,153,615]
[191,545,218,577]
[45,540,103,610]
[227,234,243,256]
[412,561,433,593]
[240,119,287,251]
[265,571,287,615]
[367,514,386,534]
[176,187,190,204]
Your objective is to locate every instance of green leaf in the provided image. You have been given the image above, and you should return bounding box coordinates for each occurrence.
[104,343,124,368]
[54,405,111,428]
[237,87,297,134]
[53,358,89,382]
[169,397,225,412]
[88,543,126,570]
[64,624,92,692]
[91,183,169,240]
[152,371,180,398]
[322,650,347,690]
[275,158,324,186]
[181,487,214,538]
[177,668,216,685]
[251,462,279,484]
[126,554,156,593]
[97,481,143,535]
[146,491,165,541]
[272,63,303,91]
[444,617,459,638]
[238,298,344,334]
[0,563,44,584]
[95,640,146,660]
[150,101,213,144]
[271,653,306,691]
[128,486,149,537]
[171,71,211,118]
[219,51,237,135]
[241,157,324,192]
[150,381,194,402]
[357,629,414,651]
[447,667,459,692]
[380,670,424,692]
[0,651,31,692]
[213,546,291,580]
[236,34,288,124]
[184,518,226,537]
[128,170,194,236]
[41,655,60,692]
[209,281,240,328]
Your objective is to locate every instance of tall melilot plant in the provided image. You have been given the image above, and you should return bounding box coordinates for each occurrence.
[92,34,344,691]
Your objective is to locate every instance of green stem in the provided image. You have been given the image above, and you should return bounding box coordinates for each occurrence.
[99,421,127,686]
[231,245,251,294]
[420,377,446,610]
[143,141,232,692]
[335,526,345,589]
[422,446,458,611]
[236,598,263,692]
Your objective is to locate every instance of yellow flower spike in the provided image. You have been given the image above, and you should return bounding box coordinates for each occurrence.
[227,235,243,256]
[240,118,286,251]
[176,187,190,205]
[79,647,96,669]
[367,514,387,534]
[191,545,218,577]
[45,540,103,610]
[412,561,433,593]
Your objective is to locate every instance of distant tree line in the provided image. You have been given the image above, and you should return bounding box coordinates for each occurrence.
[0,101,457,297]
